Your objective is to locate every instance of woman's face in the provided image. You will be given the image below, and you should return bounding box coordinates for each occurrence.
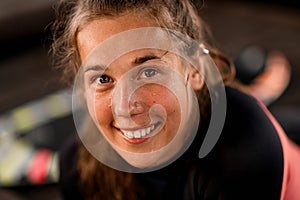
[77,13,203,161]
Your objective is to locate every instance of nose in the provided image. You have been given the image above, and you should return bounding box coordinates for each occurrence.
[114,96,145,117]
[112,83,145,118]
[129,101,145,115]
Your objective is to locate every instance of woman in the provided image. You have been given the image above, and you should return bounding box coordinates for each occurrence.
[51,0,300,199]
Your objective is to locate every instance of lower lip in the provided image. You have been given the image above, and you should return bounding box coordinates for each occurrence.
[123,136,149,144]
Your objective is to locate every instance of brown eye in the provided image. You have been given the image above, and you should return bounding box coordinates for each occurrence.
[96,74,113,84]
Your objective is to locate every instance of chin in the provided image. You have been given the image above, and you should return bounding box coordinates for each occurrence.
[113,141,180,170]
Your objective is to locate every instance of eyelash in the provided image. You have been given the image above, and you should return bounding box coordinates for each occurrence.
[88,74,114,91]
[88,66,160,91]
[94,74,113,84]
[139,68,159,79]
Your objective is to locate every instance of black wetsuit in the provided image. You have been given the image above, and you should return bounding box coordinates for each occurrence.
[59,87,284,200]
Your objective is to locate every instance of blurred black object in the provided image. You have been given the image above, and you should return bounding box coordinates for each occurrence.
[234,45,267,84]
[250,0,300,8]
[272,107,300,146]
[0,0,63,113]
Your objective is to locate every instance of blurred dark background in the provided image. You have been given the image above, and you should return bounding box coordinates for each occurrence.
[202,0,300,110]
[0,0,299,199]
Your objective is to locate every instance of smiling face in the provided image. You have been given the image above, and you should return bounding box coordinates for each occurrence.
[77,13,203,168]
[83,48,183,153]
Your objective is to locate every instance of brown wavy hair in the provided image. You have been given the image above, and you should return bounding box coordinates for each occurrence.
[50,0,235,199]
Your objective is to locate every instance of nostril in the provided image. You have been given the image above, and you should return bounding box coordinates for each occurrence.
[113,95,145,117]
[129,101,145,115]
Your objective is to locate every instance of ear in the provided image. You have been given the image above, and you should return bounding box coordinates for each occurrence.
[189,69,204,90]
[188,43,208,90]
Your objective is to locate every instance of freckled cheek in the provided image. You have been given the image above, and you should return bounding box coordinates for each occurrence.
[93,95,113,126]
[137,85,181,138]
[135,85,181,116]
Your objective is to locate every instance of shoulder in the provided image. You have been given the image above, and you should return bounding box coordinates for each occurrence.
[199,87,284,199]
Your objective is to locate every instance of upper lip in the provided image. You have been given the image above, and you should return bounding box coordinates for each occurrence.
[113,120,154,131]
[118,124,154,131]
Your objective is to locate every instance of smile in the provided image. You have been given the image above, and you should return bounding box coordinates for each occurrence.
[120,122,160,139]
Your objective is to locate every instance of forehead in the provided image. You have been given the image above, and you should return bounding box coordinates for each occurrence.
[77,13,158,62]
[77,14,200,74]
[79,28,187,71]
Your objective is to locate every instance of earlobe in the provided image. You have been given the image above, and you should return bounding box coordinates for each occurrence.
[189,69,204,90]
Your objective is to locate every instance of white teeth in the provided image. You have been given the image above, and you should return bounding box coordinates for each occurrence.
[141,129,146,137]
[125,131,133,139]
[122,124,156,139]
[134,130,141,138]
[146,127,151,134]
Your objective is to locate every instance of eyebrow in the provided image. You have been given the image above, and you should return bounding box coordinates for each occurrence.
[134,55,161,65]
[133,50,169,65]
[84,51,168,73]
[84,65,106,73]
